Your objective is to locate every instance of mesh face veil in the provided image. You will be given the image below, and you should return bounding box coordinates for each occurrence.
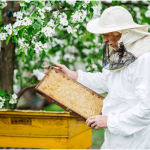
[102,42,137,70]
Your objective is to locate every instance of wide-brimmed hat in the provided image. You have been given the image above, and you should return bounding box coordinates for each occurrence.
[87,6,147,34]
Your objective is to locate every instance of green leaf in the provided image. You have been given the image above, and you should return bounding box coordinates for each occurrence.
[19,27,25,38]
[73,23,79,27]
[4,103,10,109]
[51,0,55,4]
[30,50,35,58]
[12,36,18,44]
[11,104,15,109]
[21,52,25,62]
[6,35,12,45]
[30,16,34,22]
[41,50,45,59]
[27,27,33,36]
[39,2,43,9]
[5,94,12,98]
[90,8,93,13]
[17,48,24,55]
[0,90,5,97]
[40,36,46,44]
[50,37,53,43]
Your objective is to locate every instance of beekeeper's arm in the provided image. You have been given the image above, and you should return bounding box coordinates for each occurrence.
[107,54,150,136]
[77,68,111,94]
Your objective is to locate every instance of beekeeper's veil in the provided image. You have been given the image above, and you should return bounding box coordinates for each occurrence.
[86,6,150,71]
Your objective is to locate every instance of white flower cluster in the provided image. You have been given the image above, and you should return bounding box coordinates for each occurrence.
[67,25,77,34]
[86,64,98,71]
[84,0,90,3]
[0,0,7,9]
[71,10,87,23]
[41,26,55,37]
[9,94,17,104]
[92,3,102,19]
[13,11,23,20]
[33,69,45,80]
[64,54,75,62]
[13,17,32,28]
[38,8,46,19]
[0,94,17,109]
[145,5,150,17]
[59,12,68,26]
[34,41,47,53]
[133,7,141,19]
[64,45,78,53]
[47,19,55,27]
[4,24,12,35]
[0,96,5,109]
[0,33,7,40]
[18,38,29,53]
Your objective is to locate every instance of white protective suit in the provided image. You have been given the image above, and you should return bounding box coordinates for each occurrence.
[77,27,150,149]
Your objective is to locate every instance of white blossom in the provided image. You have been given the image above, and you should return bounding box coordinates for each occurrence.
[13,20,22,28]
[66,0,76,6]
[59,12,67,19]
[20,3,25,7]
[0,0,7,9]
[67,25,73,33]
[25,0,30,3]
[53,11,59,18]
[13,12,23,21]
[13,29,17,35]
[92,64,98,70]
[34,46,42,53]
[9,98,17,104]
[64,54,75,62]
[47,19,55,27]
[0,97,5,102]
[38,8,45,13]
[12,94,17,99]
[60,18,68,26]
[0,33,7,41]
[0,102,4,109]
[41,26,54,37]
[83,3,87,8]
[21,17,32,26]
[33,69,45,80]
[145,9,150,17]
[4,24,12,35]
[45,7,52,11]
[84,0,90,3]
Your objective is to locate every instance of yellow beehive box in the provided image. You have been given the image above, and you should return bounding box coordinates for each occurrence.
[0,109,92,149]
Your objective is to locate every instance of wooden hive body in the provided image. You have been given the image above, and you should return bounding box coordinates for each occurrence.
[35,67,104,121]
[0,109,92,149]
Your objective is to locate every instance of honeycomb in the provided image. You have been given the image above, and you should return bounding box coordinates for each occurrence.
[37,69,103,119]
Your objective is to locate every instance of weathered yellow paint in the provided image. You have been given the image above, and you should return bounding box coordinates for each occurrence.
[68,117,90,138]
[0,109,92,149]
[67,129,92,149]
[0,136,68,149]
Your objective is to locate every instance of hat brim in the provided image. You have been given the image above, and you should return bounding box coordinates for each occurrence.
[86,18,148,34]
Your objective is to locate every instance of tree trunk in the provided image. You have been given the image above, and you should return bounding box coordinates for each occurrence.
[0,1,20,94]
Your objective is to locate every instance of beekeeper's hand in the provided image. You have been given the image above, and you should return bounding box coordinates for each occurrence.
[44,63,78,80]
[86,115,108,131]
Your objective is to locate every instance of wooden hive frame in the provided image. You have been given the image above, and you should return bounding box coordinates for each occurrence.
[35,66,104,121]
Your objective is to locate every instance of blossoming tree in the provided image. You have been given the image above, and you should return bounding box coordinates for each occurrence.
[0,0,150,109]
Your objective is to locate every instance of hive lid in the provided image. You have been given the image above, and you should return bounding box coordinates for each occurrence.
[34,66,104,122]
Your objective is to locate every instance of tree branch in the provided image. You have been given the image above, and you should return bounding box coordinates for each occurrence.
[17,83,37,99]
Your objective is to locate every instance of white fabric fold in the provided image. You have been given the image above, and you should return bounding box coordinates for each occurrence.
[77,52,150,149]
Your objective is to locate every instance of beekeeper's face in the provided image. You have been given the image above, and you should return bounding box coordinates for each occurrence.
[102,32,122,50]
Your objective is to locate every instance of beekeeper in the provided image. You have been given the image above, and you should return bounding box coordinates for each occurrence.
[44,6,150,149]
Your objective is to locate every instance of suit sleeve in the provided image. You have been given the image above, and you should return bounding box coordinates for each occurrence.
[76,68,111,94]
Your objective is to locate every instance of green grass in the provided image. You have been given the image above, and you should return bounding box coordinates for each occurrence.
[43,103,104,148]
